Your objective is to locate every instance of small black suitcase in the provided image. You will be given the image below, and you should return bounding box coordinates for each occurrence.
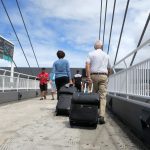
[56,84,77,116]
[56,94,73,116]
[59,84,77,95]
[69,83,99,128]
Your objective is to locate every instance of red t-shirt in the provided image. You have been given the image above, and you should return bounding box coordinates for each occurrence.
[37,72,49,85]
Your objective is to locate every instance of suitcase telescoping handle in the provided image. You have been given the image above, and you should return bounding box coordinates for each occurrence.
[83,81,93,93]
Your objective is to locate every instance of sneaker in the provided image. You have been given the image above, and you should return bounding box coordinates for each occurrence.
[98,116,105,124]
[40,97,44,100]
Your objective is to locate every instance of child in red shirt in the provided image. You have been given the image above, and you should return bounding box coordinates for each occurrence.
[37,68,49,100]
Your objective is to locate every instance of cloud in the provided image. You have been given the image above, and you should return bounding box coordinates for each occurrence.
[0,0,149,68]
[28,0,100,21]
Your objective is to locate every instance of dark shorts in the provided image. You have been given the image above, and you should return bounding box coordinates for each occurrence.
[40,84,47,92]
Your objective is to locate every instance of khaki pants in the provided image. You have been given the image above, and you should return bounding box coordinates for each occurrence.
[91,74,108,117]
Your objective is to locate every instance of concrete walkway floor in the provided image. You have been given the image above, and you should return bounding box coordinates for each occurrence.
[0,96,148,150]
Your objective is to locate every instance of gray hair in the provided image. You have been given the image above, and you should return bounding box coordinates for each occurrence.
[94,40,103,49]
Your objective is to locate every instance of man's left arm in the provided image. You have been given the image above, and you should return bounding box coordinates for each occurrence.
[86,62,91,79]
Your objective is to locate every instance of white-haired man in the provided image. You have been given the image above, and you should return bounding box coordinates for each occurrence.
[86,40,111,124]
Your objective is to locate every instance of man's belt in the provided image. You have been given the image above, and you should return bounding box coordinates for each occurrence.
[91,72,108,75]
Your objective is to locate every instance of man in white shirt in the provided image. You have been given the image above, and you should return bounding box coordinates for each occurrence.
[86,40,111,124]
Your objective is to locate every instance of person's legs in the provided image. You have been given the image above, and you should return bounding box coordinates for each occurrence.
[98,75,108,123]
[41,91,45,100]
[91,74,108,124]
[78,84,82,92]
[55,78,61,99]
[43,91,46,99]
[51,92,55,100]
[61,76,69,86]
[43,84,47,99]
[55,78,61,91]
[91,75,99,93]
[40,84,44,100]
[55,76,69,99]
[51,81,56,100]
[75,84,81,92]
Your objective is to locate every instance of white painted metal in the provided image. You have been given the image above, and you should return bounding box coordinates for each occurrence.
[113,39,150,68]
[108,39,150,98]
[0,69,40,92]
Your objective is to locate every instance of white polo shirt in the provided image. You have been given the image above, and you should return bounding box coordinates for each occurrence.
[86,49,111,74]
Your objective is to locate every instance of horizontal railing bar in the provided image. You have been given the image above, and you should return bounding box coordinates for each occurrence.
[0,68,36,78]
[107,93,150,106]
[108,91,150,99]
[110,58,150,77]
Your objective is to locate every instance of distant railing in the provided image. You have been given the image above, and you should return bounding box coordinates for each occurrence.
[0,69,39,92]
[108,39,150,98]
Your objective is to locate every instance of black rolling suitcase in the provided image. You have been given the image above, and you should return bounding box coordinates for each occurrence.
[69,83,99,128]
[56,84,77,116]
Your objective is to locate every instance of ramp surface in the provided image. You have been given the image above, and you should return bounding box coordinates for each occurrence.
[0,96,148,150]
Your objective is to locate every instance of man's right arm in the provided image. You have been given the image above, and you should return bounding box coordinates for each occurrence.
[85,54,92,82]
[86,62,91,79]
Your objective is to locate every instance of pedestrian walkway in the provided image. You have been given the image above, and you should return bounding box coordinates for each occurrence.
[0,96,148,150]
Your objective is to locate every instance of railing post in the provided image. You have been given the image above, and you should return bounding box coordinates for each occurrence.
[2,70,6,92]
[123,60,129,99]
[126,69,129,99]
[148,61,150,97]
[17,74,20,92]
[35,78,37,91]
[10,62,14,90]
[27,76,30,91]
[114,74,116,96]
[0,69,38,92]
[3,70,6,76]
[2,76,5,92]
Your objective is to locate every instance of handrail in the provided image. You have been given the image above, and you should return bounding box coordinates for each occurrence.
[113,38,150,68]
[0,74,39,92]
[0,68,36,78]
[108,58,150,98]
[108,38,150,98]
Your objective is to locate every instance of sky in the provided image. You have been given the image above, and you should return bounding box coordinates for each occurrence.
[0,0,150,68]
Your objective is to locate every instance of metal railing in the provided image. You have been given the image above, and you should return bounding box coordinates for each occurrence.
[108,39,150,98]
[0,69,39,92]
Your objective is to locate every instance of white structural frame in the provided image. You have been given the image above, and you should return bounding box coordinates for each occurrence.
[108,39,150,98]
[0,68,39,92]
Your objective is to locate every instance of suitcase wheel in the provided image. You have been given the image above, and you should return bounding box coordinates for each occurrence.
[93,124,97,129]
[56,111,58,116]
[70,121,74,128]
